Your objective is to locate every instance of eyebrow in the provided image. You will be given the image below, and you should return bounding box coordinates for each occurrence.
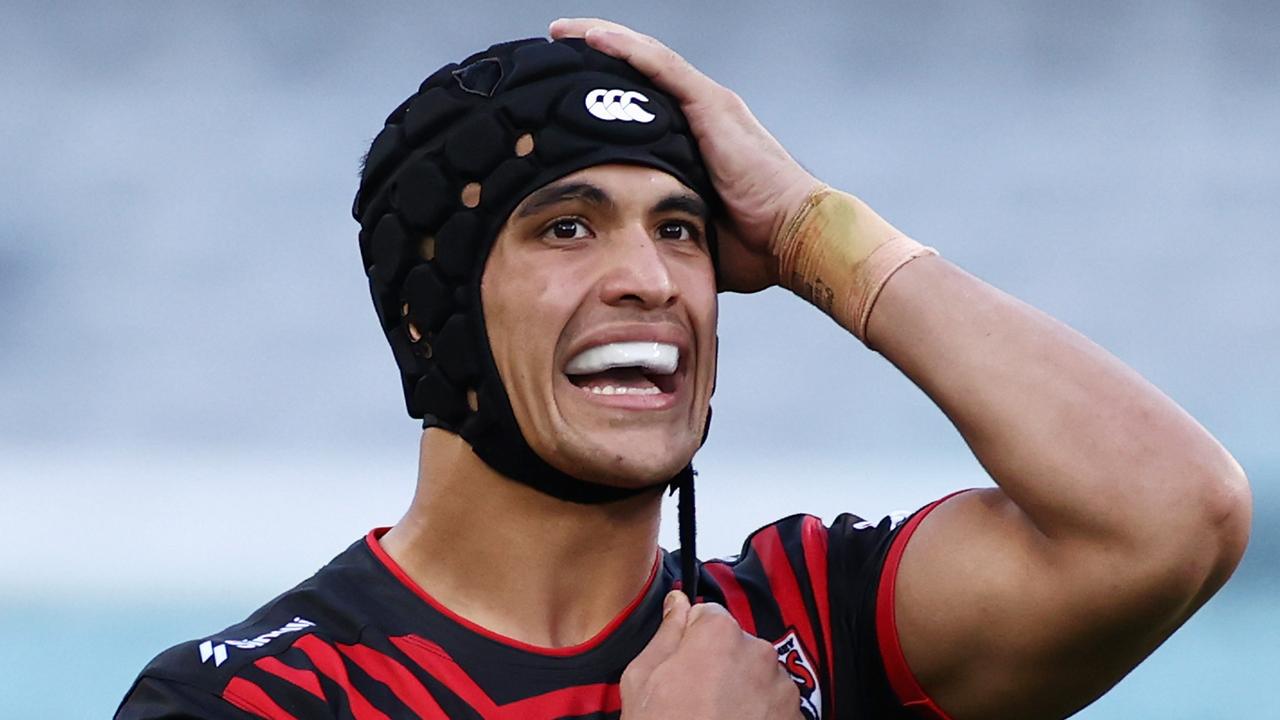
[515,182,615,218]
[652,193,709,223]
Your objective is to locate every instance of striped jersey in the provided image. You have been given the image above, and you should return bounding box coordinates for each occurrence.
[116,500,954,719]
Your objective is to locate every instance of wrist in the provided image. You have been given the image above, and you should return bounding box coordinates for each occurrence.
[774,187,937,344]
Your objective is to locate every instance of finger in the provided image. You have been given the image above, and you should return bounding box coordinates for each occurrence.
[551,19,720,107]
[549,17,634,38]
[626,591,690,676]
[683,598,735,633]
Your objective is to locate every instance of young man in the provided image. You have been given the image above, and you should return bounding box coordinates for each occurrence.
[116,19,1251,720]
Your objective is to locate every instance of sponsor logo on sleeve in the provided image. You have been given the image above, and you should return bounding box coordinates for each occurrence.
[198,616,316,668]
[774,629,822,719]
[851,510,909,531]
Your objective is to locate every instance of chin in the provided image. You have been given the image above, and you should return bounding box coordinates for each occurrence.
[552,433,698,489]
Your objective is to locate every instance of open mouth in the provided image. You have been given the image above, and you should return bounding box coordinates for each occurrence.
[564,341,680,397]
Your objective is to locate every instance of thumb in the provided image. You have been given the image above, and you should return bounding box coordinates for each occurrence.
[627,591,690,675]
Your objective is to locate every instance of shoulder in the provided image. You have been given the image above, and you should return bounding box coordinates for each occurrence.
[696,510,911,590]
[687,513,906,720]
[690,510,911,632]
[684,503,964,720]
[116,536,378,719]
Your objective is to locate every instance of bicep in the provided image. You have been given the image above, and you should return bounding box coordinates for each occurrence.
[892,488,1180,720]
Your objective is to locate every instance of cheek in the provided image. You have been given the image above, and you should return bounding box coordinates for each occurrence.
[484,267,573,388]
[684,262,719,393]
[679,261,718,335]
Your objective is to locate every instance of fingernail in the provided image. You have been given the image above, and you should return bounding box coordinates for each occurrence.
[662,590,679,617]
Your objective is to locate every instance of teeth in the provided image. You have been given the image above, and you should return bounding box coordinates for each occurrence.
[565,341,679,375]
[588,385,662,396]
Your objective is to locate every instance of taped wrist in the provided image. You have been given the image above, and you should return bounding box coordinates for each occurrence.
[775,186,936,344]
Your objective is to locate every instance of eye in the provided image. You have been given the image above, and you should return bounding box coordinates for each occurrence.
[545,218,590,240]
[657,221,701,244]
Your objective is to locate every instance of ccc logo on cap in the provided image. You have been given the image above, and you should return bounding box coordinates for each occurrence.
[584,89,656,123]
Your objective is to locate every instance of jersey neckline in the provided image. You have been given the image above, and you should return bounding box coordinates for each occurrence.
[364,527,663,658]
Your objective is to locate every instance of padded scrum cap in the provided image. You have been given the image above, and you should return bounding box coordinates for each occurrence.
[353,37,719,505]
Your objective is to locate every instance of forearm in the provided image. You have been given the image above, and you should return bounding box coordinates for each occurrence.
[865,252,1246,557]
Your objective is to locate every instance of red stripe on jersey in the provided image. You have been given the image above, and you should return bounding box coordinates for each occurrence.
[703,562,756,635]
[255,655,325,701]
[338,642,451,719]
[500,683,621,718]
[222,676,298,720]
[876,491,971,720]
[751,525,821,679]
[390,634,618,719]
[390,635,498,716]
[295,634,391,720]
[799,515,835,706]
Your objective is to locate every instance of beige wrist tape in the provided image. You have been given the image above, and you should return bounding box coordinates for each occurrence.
[775,186,937,343]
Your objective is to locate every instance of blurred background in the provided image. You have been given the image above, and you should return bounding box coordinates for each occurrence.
[2,0,1276,716]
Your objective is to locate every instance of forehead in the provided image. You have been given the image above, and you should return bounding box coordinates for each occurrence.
[558,163,689,189]
[512,163,700,216]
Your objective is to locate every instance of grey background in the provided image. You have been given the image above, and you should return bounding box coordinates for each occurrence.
[2,1,1276,717]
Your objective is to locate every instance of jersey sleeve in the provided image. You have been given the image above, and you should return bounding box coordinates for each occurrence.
[114,610,348,720]
[827,492,967,719]
[697,505,912,720]
[115,675,259,720]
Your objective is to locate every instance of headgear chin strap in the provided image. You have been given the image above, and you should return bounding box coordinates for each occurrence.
[353,37,718,510]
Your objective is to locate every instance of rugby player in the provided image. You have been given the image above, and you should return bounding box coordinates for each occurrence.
[116,18,1251,720]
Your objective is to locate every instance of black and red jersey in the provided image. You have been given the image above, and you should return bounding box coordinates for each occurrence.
[116,498,958,720]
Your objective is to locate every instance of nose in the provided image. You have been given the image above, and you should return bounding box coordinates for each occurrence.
[598,224,679,309]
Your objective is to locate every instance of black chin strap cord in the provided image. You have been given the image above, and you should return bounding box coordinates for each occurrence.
[677,471,698,603]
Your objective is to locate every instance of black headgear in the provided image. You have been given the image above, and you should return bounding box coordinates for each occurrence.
[353,37,717,521]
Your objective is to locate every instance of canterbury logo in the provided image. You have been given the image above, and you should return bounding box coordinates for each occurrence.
[198,617,316,667]
[584,89,655,123]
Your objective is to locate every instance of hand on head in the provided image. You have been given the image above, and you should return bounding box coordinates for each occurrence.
[550,18,823,294]
[620,591,804,719]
